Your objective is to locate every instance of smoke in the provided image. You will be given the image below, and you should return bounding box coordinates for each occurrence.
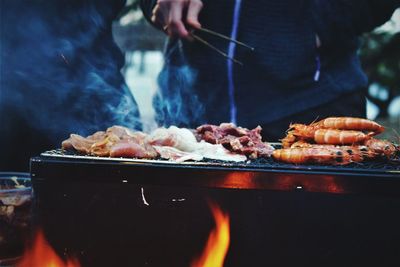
[153,41,205,128]
[0,1,141,143]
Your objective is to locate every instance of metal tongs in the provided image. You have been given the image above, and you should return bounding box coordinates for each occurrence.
[190,27,255,66]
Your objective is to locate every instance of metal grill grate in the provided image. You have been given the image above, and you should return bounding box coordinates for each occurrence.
[41,148,400,175]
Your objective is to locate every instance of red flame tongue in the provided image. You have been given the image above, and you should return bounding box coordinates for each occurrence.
[17,229,80,267]
[191,202,230,267]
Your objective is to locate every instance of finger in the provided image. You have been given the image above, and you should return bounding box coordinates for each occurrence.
[151,4,166,30]
[151,4,159,23]
[186,0,203,29]
[167,1,189,38]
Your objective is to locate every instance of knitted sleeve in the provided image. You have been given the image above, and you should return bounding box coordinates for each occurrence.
[311,1,399,45]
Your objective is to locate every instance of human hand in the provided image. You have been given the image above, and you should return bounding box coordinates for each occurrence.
[151,0,203,39]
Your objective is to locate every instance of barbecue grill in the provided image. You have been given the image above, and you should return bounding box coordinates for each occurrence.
[30,147,400,267]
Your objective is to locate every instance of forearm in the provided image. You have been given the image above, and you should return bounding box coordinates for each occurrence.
[311,0,399,45]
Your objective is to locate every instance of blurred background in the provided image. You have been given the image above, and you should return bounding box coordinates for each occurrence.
[113,2,400,139]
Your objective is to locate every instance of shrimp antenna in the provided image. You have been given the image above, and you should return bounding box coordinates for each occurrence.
[351,161,363,166]
[310,116,320,125]
[390,127,400,143]
[391,128,400,158]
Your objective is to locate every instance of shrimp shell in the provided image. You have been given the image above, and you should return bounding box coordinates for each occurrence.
[314,129,371,145]
[272,147,353,165]
[314,117,384,134]
[289,141,376,162]
[364,138,397,158]
[289,124,371,145]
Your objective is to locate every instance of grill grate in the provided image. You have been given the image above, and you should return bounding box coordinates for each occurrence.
[41,148,400,175]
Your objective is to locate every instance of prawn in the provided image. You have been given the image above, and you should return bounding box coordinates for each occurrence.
[272,147,355,165]
[289,141,376,162]
[281,131,299,148]
[312,117,385,135]
[364,138,397,158]
[289,124,372,145]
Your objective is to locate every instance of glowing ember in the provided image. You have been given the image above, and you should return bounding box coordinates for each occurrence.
[17,229,80,267]
[191,202,230,267]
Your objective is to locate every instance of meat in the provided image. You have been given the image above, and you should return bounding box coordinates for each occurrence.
[147,126,199,152]
[153,146,204,162]
[195,141,247,162]
[61,131,107,154]
[90,133,121,157]
[62,126,150,158]
[106,125,135,139]
[61,125,248,162]
[110,139,158,159]
[196,123,274,158]
[109,127,158,158]
[148,126,247,162]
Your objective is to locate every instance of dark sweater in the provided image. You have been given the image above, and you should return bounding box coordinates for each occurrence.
[141,0,399,128]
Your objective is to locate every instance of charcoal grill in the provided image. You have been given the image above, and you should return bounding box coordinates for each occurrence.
[33,148,400,194]
[30,148,400,267]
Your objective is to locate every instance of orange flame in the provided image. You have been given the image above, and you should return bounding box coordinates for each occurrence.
[17,229,80,267]
[191,202,230,267]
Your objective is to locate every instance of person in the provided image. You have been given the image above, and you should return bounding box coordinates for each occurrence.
[140,0,400,141]
[139,4,400,266]
[0,1,141,171]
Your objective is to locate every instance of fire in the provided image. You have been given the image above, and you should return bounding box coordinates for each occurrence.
[191,202,230,267]
[17,229,80,267]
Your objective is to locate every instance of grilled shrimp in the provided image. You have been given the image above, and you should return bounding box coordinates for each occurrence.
[364,138,397,158]
[289,140,312,148]
[312,117,385,135]
[278,117,392,165]
[281,132,299,148]
[289,141,376,162]
[289,123,319,139]
[313,129,372,145]
[286,136,397,162]
[272,147,355,165]
[289,124,372,145]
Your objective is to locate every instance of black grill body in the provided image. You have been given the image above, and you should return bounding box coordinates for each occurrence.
[30,152,400,267]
